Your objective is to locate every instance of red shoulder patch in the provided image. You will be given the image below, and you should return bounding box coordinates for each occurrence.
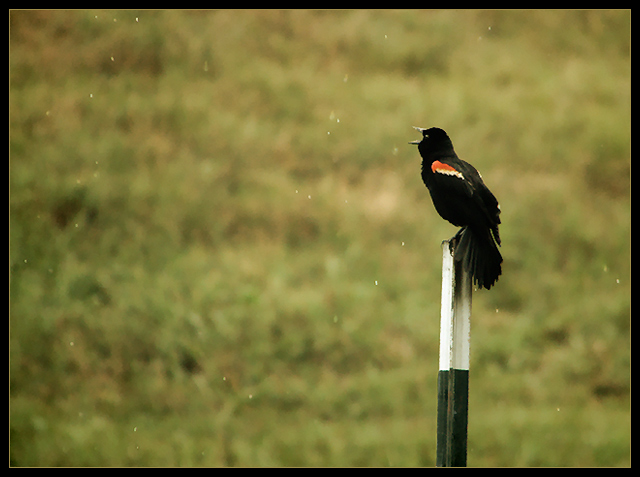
[431,160,464,179]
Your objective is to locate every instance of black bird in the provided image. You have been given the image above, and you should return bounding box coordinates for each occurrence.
[410,127,502,290]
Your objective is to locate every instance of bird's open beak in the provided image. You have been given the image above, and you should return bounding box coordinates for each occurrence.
[409,126,426,145]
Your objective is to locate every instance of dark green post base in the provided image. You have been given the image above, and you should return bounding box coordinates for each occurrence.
[436,369,469,467]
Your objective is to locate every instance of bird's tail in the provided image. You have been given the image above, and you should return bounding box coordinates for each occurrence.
[453,226,502,290]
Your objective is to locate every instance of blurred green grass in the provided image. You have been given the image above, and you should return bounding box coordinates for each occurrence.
[10,10,630,467]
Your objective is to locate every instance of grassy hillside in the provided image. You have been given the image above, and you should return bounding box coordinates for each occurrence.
[10,10,630,467]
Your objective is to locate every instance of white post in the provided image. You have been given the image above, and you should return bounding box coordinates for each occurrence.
[436,239,472,467]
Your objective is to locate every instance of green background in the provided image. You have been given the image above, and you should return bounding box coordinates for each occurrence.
[10,10,630,466]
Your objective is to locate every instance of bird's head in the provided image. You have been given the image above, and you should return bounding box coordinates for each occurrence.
[409,127,454,156]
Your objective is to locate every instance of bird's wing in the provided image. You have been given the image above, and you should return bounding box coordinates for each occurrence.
[430,160,475,198]
[432,158,501,231]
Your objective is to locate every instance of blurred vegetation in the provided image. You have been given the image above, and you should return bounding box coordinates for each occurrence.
[10,10,630,467]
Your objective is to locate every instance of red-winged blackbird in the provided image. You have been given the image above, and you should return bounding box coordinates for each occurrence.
[410,127,502,290]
